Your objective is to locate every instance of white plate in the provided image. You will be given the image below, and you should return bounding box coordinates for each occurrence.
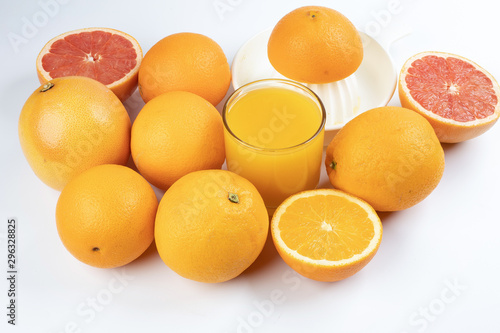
[231,27,397,145]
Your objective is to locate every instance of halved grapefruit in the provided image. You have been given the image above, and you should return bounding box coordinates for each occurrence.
[36,28,142,102]
[399,51,500,143]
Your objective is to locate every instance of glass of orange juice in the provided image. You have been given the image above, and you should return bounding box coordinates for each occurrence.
[222,79,326,211]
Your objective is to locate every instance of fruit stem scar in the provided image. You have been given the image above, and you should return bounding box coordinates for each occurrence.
[40,82,54,92]
[308,10,319,18]
[92,247,100,252]
[330,161,337,170]
[228,192,239,204]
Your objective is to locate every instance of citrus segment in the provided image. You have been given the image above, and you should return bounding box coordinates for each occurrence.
[36,28,142,101]
[399,51,500,142]
[271,189,382,282]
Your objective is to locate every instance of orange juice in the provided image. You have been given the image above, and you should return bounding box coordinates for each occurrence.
[223,80,325,210]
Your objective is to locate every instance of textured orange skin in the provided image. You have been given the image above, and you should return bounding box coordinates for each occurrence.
[398,51,500,143]
[131,91,225,191]
[325,107,445,212]
[138,32,231,106]
[155,170,269,283]
[18,76,131,191]
[271,189,382,282]
[267,6,363,84]
[56,165,158,268]
[36,27,143,102]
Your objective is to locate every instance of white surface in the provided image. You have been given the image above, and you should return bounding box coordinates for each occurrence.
[1,1,500,332]
[231,28,397,146]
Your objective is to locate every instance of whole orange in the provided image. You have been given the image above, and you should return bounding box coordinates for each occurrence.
[138,32,231,106]
[18,76,131,191]
[131,91,225,191]
[268,6,363,83]
[325,107,445,212]
[155,170,269,283]
[56,164,158,268]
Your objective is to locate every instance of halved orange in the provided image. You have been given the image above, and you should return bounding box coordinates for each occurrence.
[271,189,382,282]
[399,51,500,143]
[36,27,142,101]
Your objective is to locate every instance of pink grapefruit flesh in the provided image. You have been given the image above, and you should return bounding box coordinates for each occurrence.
[399,51,500,143]
[405,55,497,122]
[40,31,137,85]
[36,28,142,101]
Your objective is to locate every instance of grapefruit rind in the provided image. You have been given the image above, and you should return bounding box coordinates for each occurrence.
[399,51,500,142]
[36,27,143,102]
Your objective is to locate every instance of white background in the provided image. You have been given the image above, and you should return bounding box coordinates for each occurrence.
[1,0,500,332]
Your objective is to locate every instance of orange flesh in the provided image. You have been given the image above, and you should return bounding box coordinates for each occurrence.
[41,31,137,85]
[406,55,497,122]
[279,195,374,261]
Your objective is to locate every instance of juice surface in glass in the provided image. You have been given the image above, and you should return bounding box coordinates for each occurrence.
[223,80,325,210]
